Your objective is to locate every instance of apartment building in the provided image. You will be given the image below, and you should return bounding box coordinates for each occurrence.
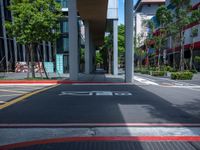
[134,0,165,45]
[149,0,200,70]
[165,0,200,70]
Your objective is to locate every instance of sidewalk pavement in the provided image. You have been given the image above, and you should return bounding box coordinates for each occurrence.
[0,72,125,83]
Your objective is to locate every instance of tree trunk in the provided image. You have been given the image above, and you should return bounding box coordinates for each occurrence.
[173,39,176,70]
[180,31,185,71]
[30,44,35,78]
[190,37,194,70]
[108,50,112,74]
[36,45,43,78]
[137,59,140,69]
[26,46,30,79]
[158,49,161,70]
[37,45,49,79]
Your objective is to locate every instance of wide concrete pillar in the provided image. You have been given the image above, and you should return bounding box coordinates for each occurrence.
[0,0,8,72]
[125,0,134,83]
[69,0,78,80]
[48,42,52,62]
[113,19,118,75]
[84,21,92,74]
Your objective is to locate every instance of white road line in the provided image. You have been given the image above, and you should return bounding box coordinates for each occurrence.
[0,89,27,94]
[0,94,21,97]
[0,101,5,104]
[134,76,159,85]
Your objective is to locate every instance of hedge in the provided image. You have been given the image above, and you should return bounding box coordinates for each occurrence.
[140,70,150,74]
[151,71,165,76]
[134,69,141,73]
[171,71,193,80]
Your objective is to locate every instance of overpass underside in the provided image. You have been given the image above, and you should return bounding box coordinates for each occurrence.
[68,0,134,83]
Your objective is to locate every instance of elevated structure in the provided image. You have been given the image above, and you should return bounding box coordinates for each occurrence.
[0,0,135,82]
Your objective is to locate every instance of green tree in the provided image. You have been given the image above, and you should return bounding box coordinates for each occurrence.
[96,51,103,66]
[170,0,191,71]
[118,24,125,66]
[6,0,62,78]
[189,8,200,70]
[155,6,172,69]
[135,34,146,69]
[145,20,155,67]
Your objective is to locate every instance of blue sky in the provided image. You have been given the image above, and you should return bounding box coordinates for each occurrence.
[118,0,138,24]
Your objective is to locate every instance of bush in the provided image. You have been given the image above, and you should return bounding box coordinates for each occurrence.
[189,70,198,74]
[163,66,177,72]
[134,69,141,73]
[171,71,193,80]
[151,71,165,76]
[140,70,150,74]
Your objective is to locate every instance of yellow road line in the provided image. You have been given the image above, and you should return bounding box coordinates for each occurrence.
[0,89,27,94]
[0,85,59,110]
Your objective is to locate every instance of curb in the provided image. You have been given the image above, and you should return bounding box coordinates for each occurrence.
[1,136,200,149]
[0,80,128,85]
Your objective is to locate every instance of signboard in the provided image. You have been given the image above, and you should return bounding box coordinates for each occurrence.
[56,54,64,74]
[44,62,54,73]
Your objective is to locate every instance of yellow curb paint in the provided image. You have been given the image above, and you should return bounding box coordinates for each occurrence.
[0,85,59,110]
[0,89,27,94]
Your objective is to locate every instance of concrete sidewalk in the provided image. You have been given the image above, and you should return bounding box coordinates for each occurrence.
[0,72,126,83]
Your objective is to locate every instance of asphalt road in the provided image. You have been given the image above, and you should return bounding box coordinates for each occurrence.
[0,83,200,124]
[0,85,51,104]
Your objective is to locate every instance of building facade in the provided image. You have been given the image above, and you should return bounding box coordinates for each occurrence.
[165,0,200,70]
[149,0,200,70]
[134,0,165,46]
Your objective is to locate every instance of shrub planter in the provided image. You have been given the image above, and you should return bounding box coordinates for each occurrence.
[140,70,150,75]
[151,71,165,77]
[171,71,193,80]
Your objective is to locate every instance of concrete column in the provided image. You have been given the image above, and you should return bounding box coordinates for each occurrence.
[69,0,78,80]
[84,21,92,74]
[0,0,9,72]
[48,42,52,62]
[113,19,118,75]
[43,41,46,62]
[125,0,134,83]
[22,45,26,61]
[90,37,95,73]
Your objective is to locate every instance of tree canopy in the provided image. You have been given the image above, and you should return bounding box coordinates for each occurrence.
[6,0,62,45]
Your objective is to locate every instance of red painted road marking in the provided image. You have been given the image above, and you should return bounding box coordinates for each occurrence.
[0,123,200,128]
[1,136,200,150]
